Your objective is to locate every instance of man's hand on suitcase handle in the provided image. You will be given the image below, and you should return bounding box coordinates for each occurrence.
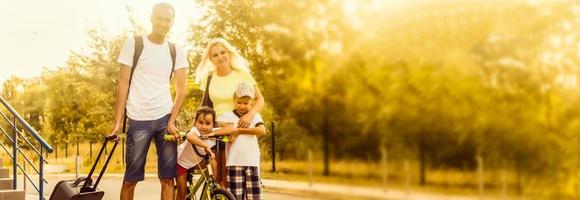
[108,122,121,142]
[106,134,119,142]
[71,177,88,187]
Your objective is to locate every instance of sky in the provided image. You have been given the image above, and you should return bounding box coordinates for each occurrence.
[0,0,203,85]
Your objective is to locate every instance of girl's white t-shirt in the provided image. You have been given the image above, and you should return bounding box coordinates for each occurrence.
[176,129,216,169]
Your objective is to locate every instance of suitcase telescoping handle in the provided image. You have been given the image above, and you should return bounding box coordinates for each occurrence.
[80,135,119,193]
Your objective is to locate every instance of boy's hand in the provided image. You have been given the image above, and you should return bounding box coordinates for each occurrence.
[229,135,238,143]
[224,127,239,143]
[225,127,239,143]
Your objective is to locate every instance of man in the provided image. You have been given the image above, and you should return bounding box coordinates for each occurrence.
[109,3,187,200]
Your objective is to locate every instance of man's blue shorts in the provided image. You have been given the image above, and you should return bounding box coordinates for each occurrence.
[124,114,177,182]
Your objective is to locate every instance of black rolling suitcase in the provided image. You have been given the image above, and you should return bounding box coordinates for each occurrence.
[49,135,119,200]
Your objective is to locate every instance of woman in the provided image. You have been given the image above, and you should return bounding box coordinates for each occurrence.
[195,38,265,186]
[196,38,264,126]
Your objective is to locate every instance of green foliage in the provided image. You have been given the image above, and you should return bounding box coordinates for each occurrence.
[2,0,580,196]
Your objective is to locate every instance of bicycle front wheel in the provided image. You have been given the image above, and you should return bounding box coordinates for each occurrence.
[211,188,236,200]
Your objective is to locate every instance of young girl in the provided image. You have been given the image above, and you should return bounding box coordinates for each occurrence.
[175,106,217,200]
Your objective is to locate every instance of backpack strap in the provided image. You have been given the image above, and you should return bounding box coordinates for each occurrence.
[201,74,214,108]
[122,36,144,134]
[169,42,176,80]
[130,36,144,84]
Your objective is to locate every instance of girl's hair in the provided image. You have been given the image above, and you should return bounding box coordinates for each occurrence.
[194,38,251,84]
[195,106,216,127]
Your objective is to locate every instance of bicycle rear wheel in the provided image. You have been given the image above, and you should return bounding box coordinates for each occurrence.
[211,188,236,200]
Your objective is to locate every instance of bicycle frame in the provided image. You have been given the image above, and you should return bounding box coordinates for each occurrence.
[181,135,232,200]
[186,161,216,200]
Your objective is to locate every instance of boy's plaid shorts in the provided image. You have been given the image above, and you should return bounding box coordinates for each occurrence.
[227,166,262,200]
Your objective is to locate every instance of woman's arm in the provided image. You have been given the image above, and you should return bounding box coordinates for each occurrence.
[238,85,264,128]
[236,125,266,136]
[250,85,265,114]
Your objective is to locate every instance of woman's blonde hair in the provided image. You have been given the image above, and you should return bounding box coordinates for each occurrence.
[195,38,251,84]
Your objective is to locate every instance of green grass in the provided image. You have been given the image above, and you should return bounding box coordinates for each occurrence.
[257,159,521,198]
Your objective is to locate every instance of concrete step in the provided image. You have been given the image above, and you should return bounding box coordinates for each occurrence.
[0,179,12,190]
[0,168,9,179]
[0,189,25,200]
[0,159,27,200]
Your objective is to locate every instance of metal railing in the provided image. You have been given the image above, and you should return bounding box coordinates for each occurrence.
[0,96,53,200]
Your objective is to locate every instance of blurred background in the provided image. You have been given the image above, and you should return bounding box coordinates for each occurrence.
[1,0,580,199]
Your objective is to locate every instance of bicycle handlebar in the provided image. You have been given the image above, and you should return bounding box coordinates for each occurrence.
[200,135,230,143]
[163,132,187,141]
[162,131,228,160]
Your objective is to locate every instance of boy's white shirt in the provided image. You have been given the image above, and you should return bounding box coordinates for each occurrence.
[217,111,264,167]
[176,128,216,169]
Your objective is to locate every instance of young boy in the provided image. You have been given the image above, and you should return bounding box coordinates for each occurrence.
[175,107,217,200]
[205,82,267,200]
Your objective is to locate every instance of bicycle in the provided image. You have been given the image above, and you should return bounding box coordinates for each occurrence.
[168,133,235,200]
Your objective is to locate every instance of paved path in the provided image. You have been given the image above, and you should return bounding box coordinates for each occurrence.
[19,174,482,200]
[21,174,323,200]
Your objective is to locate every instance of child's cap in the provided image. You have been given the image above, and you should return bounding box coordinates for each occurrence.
[235,82,255,99]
